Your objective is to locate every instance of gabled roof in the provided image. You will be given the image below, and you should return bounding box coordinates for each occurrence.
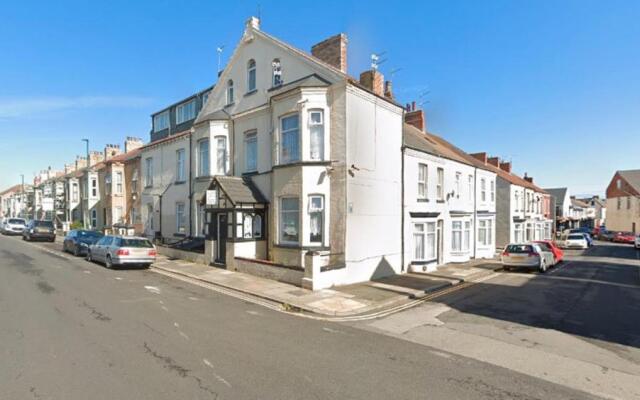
[215,176,267,205]
[618,169,640,193]
[140,130,190,151]
[472,159,547,194]
[544,188,568,203]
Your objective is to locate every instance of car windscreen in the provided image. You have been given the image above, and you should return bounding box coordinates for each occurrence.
[78,231,103,238]
[119,238,153,248]
[8,219,25,224]
[568,234,584,240]
[506,244,533,253]
[34,221,54,227]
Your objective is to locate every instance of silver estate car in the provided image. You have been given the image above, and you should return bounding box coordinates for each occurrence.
[501,243,555,273]
[2,218,27,235]
[86,235,157,269]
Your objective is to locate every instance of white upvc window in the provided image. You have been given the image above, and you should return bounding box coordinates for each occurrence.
[480,178,486,202]
[418,164,428,199]
[153,111,169,132]
[309,195,324,244]
[464,221,471,251]
[514,223,523,243]
[226,80,234,104]
[437,168,444,201]
[114,206,123,224]
[280,114,300,164]
[515,192,520,212]
[272,58,282,87]
[452,221,463,252]
[145,157,153,187]
[176,202,186,233]
[115,172,123,194]
[244,131,257,172]
[490,180,495,202]
[280,197,299,244]
[176,148,186,182]
[309,110,324,160]
[455,172,461,198]
[91,209,97,228]
[198,139,210,177]
[176,100,196,124]
[478,219,493,246]
[216,136,227,174]
[247,59,257,92]
[468,174,473,200]
[413,222,436,260]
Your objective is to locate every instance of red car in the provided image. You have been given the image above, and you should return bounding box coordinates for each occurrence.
[613,232,636,244]
[534,240,564,264]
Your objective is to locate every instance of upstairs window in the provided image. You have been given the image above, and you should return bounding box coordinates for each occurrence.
[468,175,473,200]
[115,172,123,194]
[272,58,282,87]
[216,136,227,174]
[131,169,138,193]
[437,168,444,200]
[247,59,257,92]
[244,131,257,172]
[176,100,196,124]
[418,164,428,199]
[280,114,300,164]
[309,110,324,160]
[490,180,495,202]
[455,172,461,198]
[198,139,210,177]
[153,111,169,132]
[480,178,486,202]
[176,149,186,182]
[91,178,97,198]
[226,80,234,105]
[145,158,153,187]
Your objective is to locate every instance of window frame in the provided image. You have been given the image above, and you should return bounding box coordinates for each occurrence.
[480,178,486,202]
[176,202,186,234]
[308,194,324,244]
[418,163,428,200]
[198,139,210,177]
[115,171,123,195]
[226,80,234,105]
[244,131,258,173]
[215,136,227,175]
[436,168,444,201]
[279,113,300,165]
[145,157,153,187]
[176,99,196,124]
[247,59,257,93]
[308,109,325,161]
[272,58,282,87]
[451,220,463,252]
[176,148,186,182]
[279,196,300,245]
[153,111,169,132]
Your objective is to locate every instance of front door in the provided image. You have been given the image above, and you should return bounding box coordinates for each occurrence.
[216,213,227,264]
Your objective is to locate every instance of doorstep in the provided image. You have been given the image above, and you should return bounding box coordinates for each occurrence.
[151,256,455,317]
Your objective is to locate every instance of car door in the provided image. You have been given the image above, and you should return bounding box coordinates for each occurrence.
[95,236,109,261]
[66,230,75,251]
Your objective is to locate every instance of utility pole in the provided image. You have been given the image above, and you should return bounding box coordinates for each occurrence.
[82,139,89,229]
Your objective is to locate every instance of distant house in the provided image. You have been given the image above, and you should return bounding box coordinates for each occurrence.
[605,170,640,233]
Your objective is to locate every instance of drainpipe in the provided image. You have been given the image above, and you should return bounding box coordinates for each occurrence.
[188,129,193,237]
[473,167,478,259]
[400,146,405,272]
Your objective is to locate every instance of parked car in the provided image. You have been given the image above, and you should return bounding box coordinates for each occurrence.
[2,218,27,235]
[534,240,564,264]
[561,233,590,249]
[63,229,104,256]
[569,229,593,246]
[597,229,615,241]
[501,243,555,273]
[22,220,56,242]
[87,235,157,269]
[613,231,636,244]
[635,235,640,250]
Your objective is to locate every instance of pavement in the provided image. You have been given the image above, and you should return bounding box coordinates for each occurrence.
[353,241,640,400]
[0,233,608,400]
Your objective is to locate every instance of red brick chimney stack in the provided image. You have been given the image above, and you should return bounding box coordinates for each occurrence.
[404,101,426,132]
[487,157,500,167]
[311,33,348,73]
[524,173,533,183]
[499,161,512,173]
[470,152,488,164]
[359,69,384,97]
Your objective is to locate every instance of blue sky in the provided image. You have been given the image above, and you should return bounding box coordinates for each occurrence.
[1,0,638,196]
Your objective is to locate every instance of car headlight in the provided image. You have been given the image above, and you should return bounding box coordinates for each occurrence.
[80,243,88,247]
[30,229,35,233]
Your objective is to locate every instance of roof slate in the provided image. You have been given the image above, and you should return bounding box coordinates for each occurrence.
[618,169,640,193]
[216,176,267,205]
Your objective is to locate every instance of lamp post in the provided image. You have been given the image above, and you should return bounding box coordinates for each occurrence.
[82,139,89,229]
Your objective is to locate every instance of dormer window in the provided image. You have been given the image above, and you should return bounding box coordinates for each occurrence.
[227,80,234,105]
[272,58,282,87]
[247,59,256,92]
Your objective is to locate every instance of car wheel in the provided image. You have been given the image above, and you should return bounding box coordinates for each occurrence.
[86,251,93,263]
[105,255,113,269]
[73,246,80,257]
[539,259,547,273]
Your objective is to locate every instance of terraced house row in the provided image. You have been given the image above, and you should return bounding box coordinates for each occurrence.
[1,17,554,290]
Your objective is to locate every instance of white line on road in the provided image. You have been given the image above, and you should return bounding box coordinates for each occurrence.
[202,359,232,388]
[144,286,161,294]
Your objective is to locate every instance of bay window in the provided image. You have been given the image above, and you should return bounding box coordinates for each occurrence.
[452,221,462,251]
[216,136,227,174]
[514,223,523,243]
[280,197,299,244]
[280,114,300,164]
[198,139,210,177]
[309,195,324,244]
[413,222,436,260]
[478,219,493,246]
[309,110,324,160]
[464,221,471,250]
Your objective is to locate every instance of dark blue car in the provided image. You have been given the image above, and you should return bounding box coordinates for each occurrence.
[63,230,104,256]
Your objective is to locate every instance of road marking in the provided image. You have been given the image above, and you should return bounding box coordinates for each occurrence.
[202,359,232,388]
[83,270,91,274]
[160,306,169,312]
[178,331,189,340]
[144,286,161,294]
[114,277,123,280]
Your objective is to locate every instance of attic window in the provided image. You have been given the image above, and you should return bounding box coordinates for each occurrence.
[247,59,256,92]
[227,80,234,105]
[272,59,282,87]
[617,179,622,189]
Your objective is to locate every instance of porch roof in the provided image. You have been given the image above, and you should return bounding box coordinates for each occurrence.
[211,176,267,206]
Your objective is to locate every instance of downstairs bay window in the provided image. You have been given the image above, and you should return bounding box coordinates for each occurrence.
[452,221,463,252]
[280,197,299,244]
[413,222,436,261]
[309,195,324,244]
[478,219,493,246]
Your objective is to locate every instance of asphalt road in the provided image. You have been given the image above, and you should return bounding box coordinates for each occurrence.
[357,241,640,400]
[0,235,627,400]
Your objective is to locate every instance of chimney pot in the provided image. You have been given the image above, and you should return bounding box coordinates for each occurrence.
[384,81,394,99]
[411,101,416,111]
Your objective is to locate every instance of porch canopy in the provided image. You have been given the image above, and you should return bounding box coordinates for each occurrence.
[200,176,268,242]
